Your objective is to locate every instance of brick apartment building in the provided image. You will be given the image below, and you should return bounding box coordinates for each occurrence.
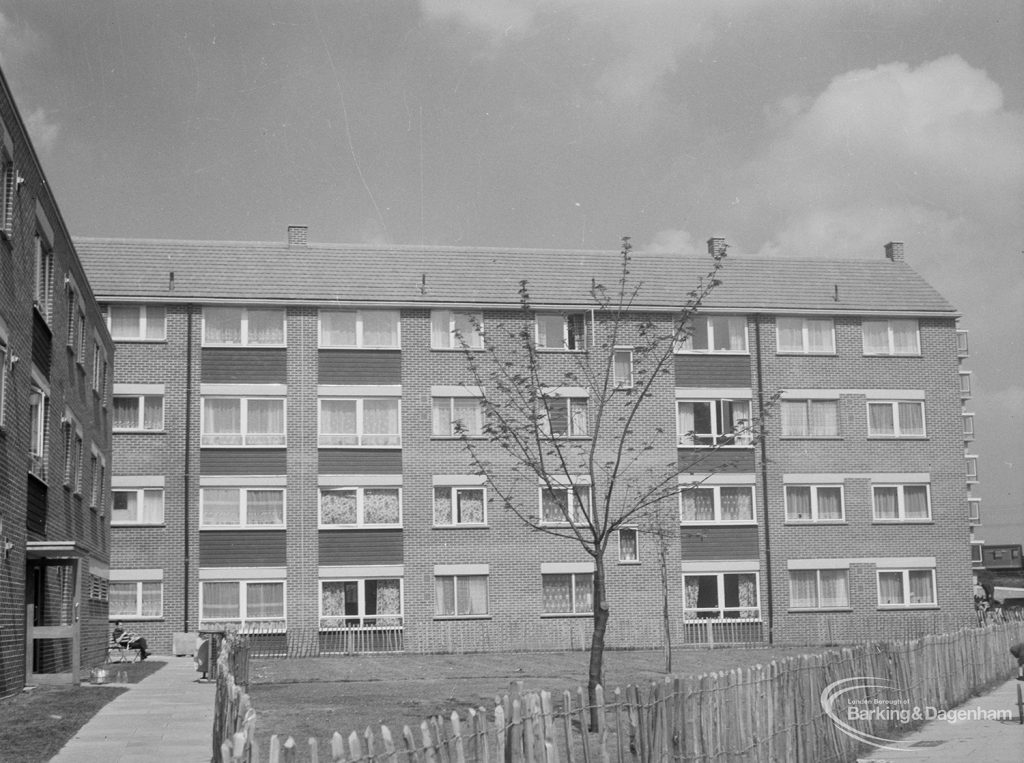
[0,68,113,695]
[73,228,978,655]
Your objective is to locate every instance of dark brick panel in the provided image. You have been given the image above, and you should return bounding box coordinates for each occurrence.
[680,525,759,559]
[675,354,752,387]
[678,448,755,473]
[200,449,287,474]
[318,349,402,385]
[200,347,287,383]
[31,310,51,377]
[317,449,403,474]
[199,530,287,566]
[318,529,403,566]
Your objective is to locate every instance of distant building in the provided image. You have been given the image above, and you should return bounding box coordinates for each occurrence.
[0,67,113,695]
[74,229,977,654]
[981,544,1023,573]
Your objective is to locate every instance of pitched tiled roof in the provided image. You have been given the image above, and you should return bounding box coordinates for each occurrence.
[72,237,956,315]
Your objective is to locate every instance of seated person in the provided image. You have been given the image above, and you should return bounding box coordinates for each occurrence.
[112,621,149,660]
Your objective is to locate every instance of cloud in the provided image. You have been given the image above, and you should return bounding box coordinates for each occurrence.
[23,108,60,154]
[0,11,42,66]
[419,0,539,39]
[644,228,702,255]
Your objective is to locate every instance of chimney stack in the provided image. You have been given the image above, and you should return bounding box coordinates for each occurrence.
[288,225,308,247]
[707,237,728,258]
[884,241,904,262]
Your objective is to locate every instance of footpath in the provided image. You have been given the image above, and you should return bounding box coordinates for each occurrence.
[50,656,214,763]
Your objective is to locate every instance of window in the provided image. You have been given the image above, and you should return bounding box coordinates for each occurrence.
[618,527,639,563]
[680,485,755,523]
[776,317,835,354]
[971,544,983,565]
[0,139,13,237]
[89,453,102,509]
[542,573,593,615]
[785,485,844,522]
[541,397,588,437]
[613,349,633,388]
[867,401,925,437]
[683,572,760,619]
[202,397,286,446]
[431,310,483,349]
[873,484,930,521]
[113,395,164,431]
[319,309,399,348]
[34,235,54,322]
[63,421,82,492]
[92,341,108,396]
[789,569,849,609]
[968,498,982,525]
[203,306,285,346]
[435,575,488,617]
[877,569,935,607]
[108,305,166,341]
[319,487,401,527]
[862,319,920,356]
[432,397,483,436]
[109,582,163,618]
[112,488,164,525]
[201,487,285,527]
[319,398,400,447]
[956,330,969,357]
[677,399,751,446]
[0,326,8,428]
[678,315,748,353]
[201,580,285,624]
[433,486,486,526]
[28,386,48,479]
[780,400,838,437]
[959,371,972,398]
[962,413,975,441]
[535,313,587,350]
[966,455,979,483]
[321,579,403,626]
[540,486,591,525]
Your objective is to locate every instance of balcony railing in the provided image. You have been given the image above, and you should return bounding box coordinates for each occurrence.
[27,452,47,481]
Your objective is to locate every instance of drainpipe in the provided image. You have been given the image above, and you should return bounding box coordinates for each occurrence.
[753,314,774,644]
[183,304,194,631]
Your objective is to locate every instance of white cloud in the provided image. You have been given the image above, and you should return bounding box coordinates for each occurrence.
[644,228,701,255]
[0,11,42,66]
[23,108,60,154]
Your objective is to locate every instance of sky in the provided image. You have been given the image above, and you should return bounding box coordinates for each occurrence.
[1,1,1021,544]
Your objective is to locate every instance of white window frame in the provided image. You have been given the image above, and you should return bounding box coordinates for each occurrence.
[28,382,49,479]
[201,396,287,447]
[432,485,487,527]
[682,571,761,621]
[676,398,752,447]
[319,578,404,627]
[862,319,920,356]
[535,312,588,351]
[541,396,589,438]
[113,394,164,432]
[431,397,484,437]
[34,233,54,324]
[780,399,839,438]
[112,487,165,526]
[876,569,936,608]
[63,417,83,492]
[866,400,926,438]
[776,317,835,354]
[318,397,401,448]
[107,305,166,341]
[202,306,286,347]
[613,348,633,389]
[872,484,931,522]
[318,309,400,349]
[679,484,757,524]
[617,527,639,564]
[434,574,489,619]
[966,455,979,483]
[430,309,483,350]
[788,569,850,610]
[318,486,402,528]
[89,450,105,511]
[968,498,982,525]
[199,579,287,626]
[200,486,287,529]
[108,581,164,619]
[784,485,845,522]
[541,572,594,615]
[0,321,8,428]
[676,315,749,354]
[0,133,13,237]
[539,485,591,526]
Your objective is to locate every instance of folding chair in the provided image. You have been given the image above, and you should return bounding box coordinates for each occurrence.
[107,636,141,663]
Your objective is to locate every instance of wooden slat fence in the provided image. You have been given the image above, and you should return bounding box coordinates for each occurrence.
[214,621,1024,763]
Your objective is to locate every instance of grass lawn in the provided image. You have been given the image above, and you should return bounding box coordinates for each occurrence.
[249,646,822,750]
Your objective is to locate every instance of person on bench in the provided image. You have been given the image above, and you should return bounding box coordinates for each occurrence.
[112,621,150,660]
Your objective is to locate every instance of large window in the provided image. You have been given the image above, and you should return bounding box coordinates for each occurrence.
[113,395,164,431]
[618,528,639,563]
[780,400,838,437]
[319,309,399,348]
[776,318,835,354]
[34,235,54,323]
[320,579,403,627]
[785,485,843,521]
[109,582,163,618]
[319,486,401,527]
[613,349,633,388]
[541,397,588,437]
[432,397,483,437]
[677,399,751,446]
[431,310,483,349]
[63,421,83,492]
[435,575,488,617]
[540,486,591,526]
[789,569,849,609]
[203,307,285,346]
[867,401,925,437]
[877,569,935,608]
[678,315,748,353]
[202,397,285,446]
[862,319,920,356]
[680,485,755,523]
[28,385,48,479]
[108,305,166,341]
[542,573,593,615]
[201,487,286,528]
[201,580,285,624]
[873,484,930,521]
[112,488,164,525]
[535,313,587,350]
[683,572,760,620]
[433,486,486,526]
[319,398,400,447]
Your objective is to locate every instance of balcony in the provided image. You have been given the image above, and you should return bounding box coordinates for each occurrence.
[27,452,47,482]
[965,454,979,484]
[962,412,975,442]
[959,371,972,399]
[968,498,982,526]
[956,330,969,358]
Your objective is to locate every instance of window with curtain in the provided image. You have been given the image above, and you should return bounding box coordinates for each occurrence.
[109,581,163,618]
[618,528,638,562]
[789,569,849,609]
[200,487,285,527]
[108,305,166,341]
[202,397,285,446]
[862,319,920,355]
[780,400,838,437]
[535,313,587,350]
[542,573,593,614]
[542,397,588,437]
[319,309,399,348]
[201,582,241,620]
[682,572,760,620]
[877,569,934,607]
[677,399,752,446]
[112,395,164,431]
[785,485,843,522]
[200,580,285,624]
[112,488,164,525]
[433,486,486,526]
[540,486,590,525]
[435,575,488,617]
[873,484,930,521]
[246,582,285,619]
[432,397,484,436]
[613,349,633,388]
[319,398,400,447]
[319,487,400,526]
[869,401,926,437]
[677,315,748,353]
[776,317,835,353]
[680,485,755,523]
[431,310,483,349]
[320,579,403,626]
[204,307,284,345]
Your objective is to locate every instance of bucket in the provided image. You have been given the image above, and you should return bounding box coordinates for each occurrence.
[90,667,111,684]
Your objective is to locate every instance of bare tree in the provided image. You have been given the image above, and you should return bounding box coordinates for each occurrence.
[452,237,747,724]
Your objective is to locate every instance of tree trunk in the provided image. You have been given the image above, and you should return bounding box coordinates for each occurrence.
[587,553,610,731]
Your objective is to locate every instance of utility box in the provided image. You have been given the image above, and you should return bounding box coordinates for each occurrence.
[172,632,196,656]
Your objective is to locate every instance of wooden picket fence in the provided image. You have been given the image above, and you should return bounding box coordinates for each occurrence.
[214,621,1024,762]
